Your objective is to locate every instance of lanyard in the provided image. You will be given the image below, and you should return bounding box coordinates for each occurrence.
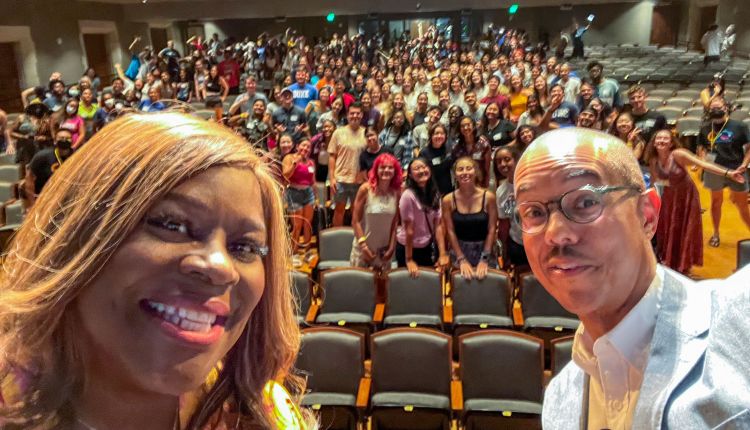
[707,119,728,153]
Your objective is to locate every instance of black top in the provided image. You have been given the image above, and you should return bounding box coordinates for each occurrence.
[631,109,667,143]
[29,148,58,194]
[419,145,454,195]
[698,119,749,169]
[484,119,517,148]
[272,105,308,142]
[359,146,390,174]
[451,191,489,242]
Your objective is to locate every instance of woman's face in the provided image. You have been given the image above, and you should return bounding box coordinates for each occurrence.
[279,136,294,154]
[283,75,293,87]
[393,111,405,127]
[511,76,522,90]
[322,121,335,137]
[75,167,267,396]
[252,100,265,116]
[431,127,446,148]
[450,77,462,93]
[590,99,602,113]
[332,99,343,113]
[410,159,431,187]
[534,77,546,92]
[297,140,311,158]
[616,115,634,135]
[66,100,79,115]
[471,71,481,85]
[460,118,474,136]
[527,97,539,110]
[393,94,404,110]
[654,130,673,152]
[454,159,476,185]
[361,93,372,109]
[495,149,516,178]
[377,160,395,183]
[210,66,219,78]
[485,103,499,119]
[371,89,381,104]
[319,88,331,101]
[520,128,535,144]
[488,78,499,91]
[449,107,461,123]
[82,89,94,104]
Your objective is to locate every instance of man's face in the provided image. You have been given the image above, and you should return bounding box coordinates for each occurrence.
[577,111,596,128]
[431,78,442,94]
[113,80,124,93]
[514,139,651,319]
[428,108,441,124]
[296,70,307,85]
[245,78,256,94]
[281,92,293,108]
[560,65,570,80]
[465,92,476,106]
[347,107,363,127]
[53,82,64,96]
[589,66,602,81]
[629,90,646,111]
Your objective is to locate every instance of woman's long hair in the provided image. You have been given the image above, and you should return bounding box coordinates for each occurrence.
[0,112,302,429]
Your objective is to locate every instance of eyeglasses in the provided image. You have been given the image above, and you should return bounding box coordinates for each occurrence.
[514,184,643,235]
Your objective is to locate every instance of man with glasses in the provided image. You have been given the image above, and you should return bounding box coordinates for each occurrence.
[515,128,749,429]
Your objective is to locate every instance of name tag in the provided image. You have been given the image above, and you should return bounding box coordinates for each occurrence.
[493,133,503,140]
[290,115,298,122]
[431,156,442,166]
[308,165,315,174]
[472,152,483,160]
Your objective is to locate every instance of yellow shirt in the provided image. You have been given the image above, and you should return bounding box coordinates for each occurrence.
[509,91,529,119]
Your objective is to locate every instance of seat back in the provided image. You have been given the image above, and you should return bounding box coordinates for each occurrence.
[550,335,575,376]
[738,239,750,270]
[519,273,577,324]
[319,268,376,316]
[385,268,442,324]
[291,270,312,321]
[318,227,354,263]
[451,269,512,322]
[297,327,364,395]
[0,166,19,183]
[371,328,452,396]
[459,330,544,404]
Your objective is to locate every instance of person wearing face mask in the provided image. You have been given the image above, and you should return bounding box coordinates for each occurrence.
[53,99,86,149]
[698,97,750,248]
[25,129,74,205]
[93,93,119,133]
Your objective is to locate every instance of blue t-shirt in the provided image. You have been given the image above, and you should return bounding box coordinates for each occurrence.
[139,100,166,112]
[287,83,318,109]
[596,79,621,108]
[551,102,579,127]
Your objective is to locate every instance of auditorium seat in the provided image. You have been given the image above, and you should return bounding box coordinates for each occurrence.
[313,268,379,331]
[0,165,20,182]
[297,327,367,430]
[550,335,574,376]
[317,227,354,271]
[738,239,750,270]
[458,330,544,430]
[291,270,313,324]
[383,268,443,329]
[450,269,514,337]
[676,117,702,137]
[370,328,454,430]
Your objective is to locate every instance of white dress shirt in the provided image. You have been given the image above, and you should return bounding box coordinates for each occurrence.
[571,266,664,430]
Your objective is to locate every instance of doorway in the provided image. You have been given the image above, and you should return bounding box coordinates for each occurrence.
[83,33,113,85]
[150,27,169,52]
[0,42,23,112]
[650,4,679,46]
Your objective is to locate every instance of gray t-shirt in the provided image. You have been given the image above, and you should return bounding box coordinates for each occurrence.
[496,179,523,245]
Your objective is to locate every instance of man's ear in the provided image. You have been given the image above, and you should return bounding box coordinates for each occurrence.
[639,188,661,240]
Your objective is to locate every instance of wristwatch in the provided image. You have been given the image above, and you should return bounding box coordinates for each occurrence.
[479,251,491,262]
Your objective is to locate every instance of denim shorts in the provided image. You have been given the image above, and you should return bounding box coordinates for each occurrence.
[285,187,315,212]
[333,182,360,205]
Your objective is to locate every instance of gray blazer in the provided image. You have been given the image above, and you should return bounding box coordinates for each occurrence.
[543,266,750,429]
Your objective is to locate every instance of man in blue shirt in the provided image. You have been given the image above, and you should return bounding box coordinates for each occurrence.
[286,66,318,109]
[547,84,579,128]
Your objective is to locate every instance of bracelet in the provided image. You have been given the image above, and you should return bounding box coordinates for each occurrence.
[480,251,491,262]
[456,255,466,264]
[724,169,730,178]
[357,236,367,244]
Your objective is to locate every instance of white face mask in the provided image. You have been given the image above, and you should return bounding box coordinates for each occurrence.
[104,98,115,108]
[68,89,80,98]
[66,105,77,115]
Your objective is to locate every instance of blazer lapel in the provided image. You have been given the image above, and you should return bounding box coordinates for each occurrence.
[631,267,711,429]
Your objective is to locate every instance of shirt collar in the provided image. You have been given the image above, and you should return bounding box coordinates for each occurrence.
[572,266,664,375]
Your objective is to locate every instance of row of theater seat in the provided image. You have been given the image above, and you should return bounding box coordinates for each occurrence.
[295,326,573,430]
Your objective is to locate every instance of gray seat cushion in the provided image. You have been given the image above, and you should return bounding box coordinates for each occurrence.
[371,392,450,410]
[302,392,357,407]
[523,317,579,330]
[463,399,542,414]
[454,314,513,327]
[316,312,372,325]
[383,314,442,327]
[318,260,351,271]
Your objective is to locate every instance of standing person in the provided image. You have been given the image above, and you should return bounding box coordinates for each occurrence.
[570,19,590,59]
[202,65,229,103]
[508,75,530,122]
[53,99,86,150]
[287,67,318,110]
[25,128,74,206]
[698,97,750,247]
[419,123,455,195]
[328,102,367,226]
[218,48,241,95]
[378,109,414,169]
[231,99,272,150]
[228,74,269,116]
[700,74,725,112]
[350,153,401,270]
[645,129,745,274]
[442,156,498,280]
[480,75,511,119]
[282,138,316,257]
[493,146,527,268]
[558,63,581,104]
[396,158,449,276]
[452,116,491,187]
[358,126,388,182]
[310,119,335,183]
[412,105,442,150]
[272,88,308,144]
[701,24,723,66]
[587,61,621,110]
[627,85,667,143]
[157,40,181,80]
[611,112,647,163]
[516,128,750,429]
[481,102,516,148]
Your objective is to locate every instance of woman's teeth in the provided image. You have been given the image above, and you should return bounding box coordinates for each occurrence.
[145,300,218,333]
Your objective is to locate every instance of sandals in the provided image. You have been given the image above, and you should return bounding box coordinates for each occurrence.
[708,235,720,248]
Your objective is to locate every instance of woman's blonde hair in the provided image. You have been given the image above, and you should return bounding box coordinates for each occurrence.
[0,112,301,429]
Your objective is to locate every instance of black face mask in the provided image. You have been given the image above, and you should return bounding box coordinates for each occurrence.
[709,108,725,119]
[56,139,73,151]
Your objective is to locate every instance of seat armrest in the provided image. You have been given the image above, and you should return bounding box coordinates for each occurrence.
[356,377,371,410]
[373,303,385,324]
[451,380,463,412]
[305,303,319,324]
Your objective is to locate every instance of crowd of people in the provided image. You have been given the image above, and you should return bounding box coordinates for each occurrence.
[2,22,750,277]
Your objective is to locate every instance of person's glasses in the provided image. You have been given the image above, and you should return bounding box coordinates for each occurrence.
[514,184,643,235]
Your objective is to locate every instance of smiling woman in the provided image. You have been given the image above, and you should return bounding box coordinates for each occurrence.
[0,113,308,429]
